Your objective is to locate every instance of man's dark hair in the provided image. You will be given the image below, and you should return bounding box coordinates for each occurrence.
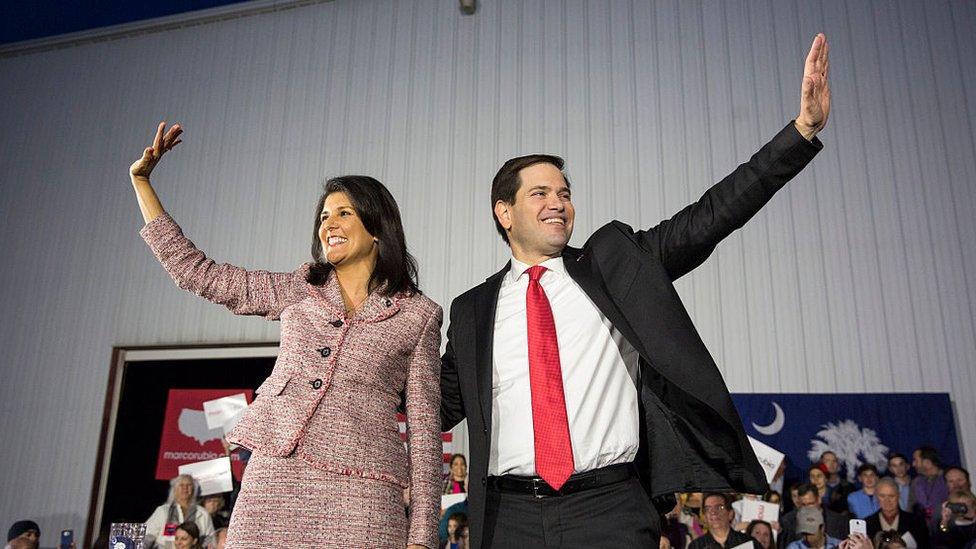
[945,466,970,483]
[915,446,942,468]
[795,482,819,499]
[888,452,908,463]
[857,463,880,476]
[490,154,569,244]
[702,492,732,509]
[308,175,420,296]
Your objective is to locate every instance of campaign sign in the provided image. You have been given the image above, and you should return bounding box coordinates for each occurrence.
[155,388,253,480]
[732,393,960,482]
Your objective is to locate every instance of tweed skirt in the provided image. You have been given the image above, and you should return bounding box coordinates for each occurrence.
[225,452,408,548]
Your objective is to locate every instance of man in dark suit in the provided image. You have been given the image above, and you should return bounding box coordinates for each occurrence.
[440,34,831,549]
[865,478,931,547]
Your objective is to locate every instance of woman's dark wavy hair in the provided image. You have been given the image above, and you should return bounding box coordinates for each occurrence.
[307,175,420,296]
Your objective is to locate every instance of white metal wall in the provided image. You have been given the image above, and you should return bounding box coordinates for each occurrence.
[1,0,974,543]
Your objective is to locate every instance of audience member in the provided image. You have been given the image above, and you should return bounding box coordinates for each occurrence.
[455,525,469,549]
[808,465,831,510]
[439,499,468,541]
[746,520,774,549]
[211,527,227,549]
[820,451,855,514]
[873,530,908,549]
[785,507,841,549]
[865,478,930,548]
[661,498,691,549]
[946,467,972,495]
[887,453,913,512]
[911,445,948,529]
[443,453,468,495]
[779,483,847,548]
[787,483,803,514]
[688,493,760,549]
[201,494,229,530]
[679,493,706,540]
[4,521,39,549]
[442,513,468,549]
[145,474,215,548]
[847,464,880,519]
[174,521,203,549]
[933,491,976,549]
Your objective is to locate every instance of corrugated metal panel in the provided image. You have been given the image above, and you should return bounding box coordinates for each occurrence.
[1,0,975,542]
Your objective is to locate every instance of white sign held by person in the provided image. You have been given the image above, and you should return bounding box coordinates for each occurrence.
[740,499,780,524]
[203,393,249,435]
[748,436,786,484]
[179,456,233,495]
[442,493,466,510]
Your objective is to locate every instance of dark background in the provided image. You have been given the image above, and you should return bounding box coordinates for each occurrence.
[1,0,252,45]
[98,356,274,540]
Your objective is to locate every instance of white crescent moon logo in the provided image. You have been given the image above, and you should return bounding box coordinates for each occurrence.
[752,402,785,435]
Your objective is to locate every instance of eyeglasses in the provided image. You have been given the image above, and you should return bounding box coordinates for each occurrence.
[703,504,729,513]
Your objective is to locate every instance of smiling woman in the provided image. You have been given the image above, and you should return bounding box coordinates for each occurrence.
[128,122,442,549]
[308,175,420,313]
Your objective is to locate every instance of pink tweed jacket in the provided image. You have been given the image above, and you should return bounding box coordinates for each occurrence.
[141,214,442,548]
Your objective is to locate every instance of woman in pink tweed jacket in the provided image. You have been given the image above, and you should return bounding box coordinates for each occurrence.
[130,122,442,548]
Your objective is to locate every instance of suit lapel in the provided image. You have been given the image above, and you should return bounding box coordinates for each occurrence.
[562,247,647,360]
[474,262,509,432]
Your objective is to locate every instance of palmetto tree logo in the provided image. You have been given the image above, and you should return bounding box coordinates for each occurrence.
[806,420,890,482]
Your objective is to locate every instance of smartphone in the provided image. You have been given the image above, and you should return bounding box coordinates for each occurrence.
[948,502,968,515]
[850,518,867,536]
[59,529,73,549]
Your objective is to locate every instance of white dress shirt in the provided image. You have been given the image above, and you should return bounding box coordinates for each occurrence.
[488,256,641,477]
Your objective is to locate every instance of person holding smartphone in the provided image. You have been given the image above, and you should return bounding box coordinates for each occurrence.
[933,491,976,549]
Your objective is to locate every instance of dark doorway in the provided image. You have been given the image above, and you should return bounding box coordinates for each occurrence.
[90,348,275,545]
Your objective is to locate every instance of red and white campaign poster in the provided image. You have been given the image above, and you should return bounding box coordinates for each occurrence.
[155,389,253,481]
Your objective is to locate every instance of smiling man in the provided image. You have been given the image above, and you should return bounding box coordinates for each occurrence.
[440,34,831,549]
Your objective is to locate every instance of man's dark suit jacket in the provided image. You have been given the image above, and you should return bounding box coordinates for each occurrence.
[778,507,848,548]
[440,122,822,548]
[865,509,931,548]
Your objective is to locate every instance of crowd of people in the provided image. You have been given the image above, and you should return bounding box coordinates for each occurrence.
[6,447,973,548]
[655,447,974,549]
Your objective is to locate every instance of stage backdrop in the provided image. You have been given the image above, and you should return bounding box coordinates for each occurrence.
[733,393,961,483]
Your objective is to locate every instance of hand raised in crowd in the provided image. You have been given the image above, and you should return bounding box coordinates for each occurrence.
[941,500,953,527]
[130,121,183,180]
[839,532,872,549]
[795,33,831,140]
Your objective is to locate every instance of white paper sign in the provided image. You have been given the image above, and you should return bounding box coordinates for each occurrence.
[178,456,233,496]
[732,542,754,549]
[441,493,467,510]
[203,393,249,434]
[748,436,786,484]
[740,499,780,523]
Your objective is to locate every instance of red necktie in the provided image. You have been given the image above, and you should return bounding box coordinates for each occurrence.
[525,265,575,490]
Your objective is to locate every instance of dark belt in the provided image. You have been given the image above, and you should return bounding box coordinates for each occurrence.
[487,462,635,498]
